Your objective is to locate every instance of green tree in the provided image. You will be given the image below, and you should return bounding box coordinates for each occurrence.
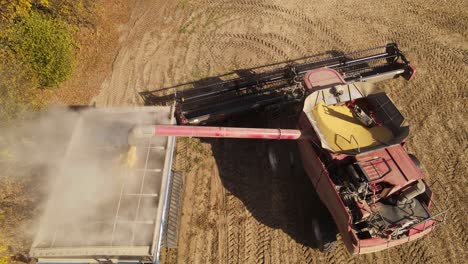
[7,12,75,87]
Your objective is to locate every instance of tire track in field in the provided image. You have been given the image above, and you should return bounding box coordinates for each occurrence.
[412,113,466,244]
[399,0,468,37]
[404,239,432,264]
[185,0,352,54]
[182,143,205,263]
[217,140,246,264]
[220,33,290,59]
[325,239,354,264]
[177,139,221,263]
[216,38,282,62]
[228,0,351,50]
[240,141,273,264]
[332,1,467,85]
[327,0,467,78]
[238,155,272,264]
[218,195,228,264]
[226,192,244,264]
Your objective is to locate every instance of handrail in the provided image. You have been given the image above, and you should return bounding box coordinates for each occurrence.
[403,178,449,241]
[350,134,360,153]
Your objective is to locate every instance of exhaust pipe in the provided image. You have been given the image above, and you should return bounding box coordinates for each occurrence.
[397,180,426,206]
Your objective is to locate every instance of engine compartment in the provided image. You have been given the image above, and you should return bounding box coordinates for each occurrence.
[331,156,431,240]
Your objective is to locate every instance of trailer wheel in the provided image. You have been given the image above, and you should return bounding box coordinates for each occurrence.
[311,217,337,253]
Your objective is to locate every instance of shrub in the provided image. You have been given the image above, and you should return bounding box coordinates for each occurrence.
[47,0,96,27]
[0,0,49,23]
[0,52,41,122]
[7,12,75,87]
[0,0,33,23]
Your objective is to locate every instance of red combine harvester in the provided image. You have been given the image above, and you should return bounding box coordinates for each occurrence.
[135,43,448,254]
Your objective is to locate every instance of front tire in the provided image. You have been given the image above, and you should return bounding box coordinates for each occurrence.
[409,153,422,170]
[267,145,278,172]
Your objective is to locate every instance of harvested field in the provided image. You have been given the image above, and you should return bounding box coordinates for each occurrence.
[92,0,467,263]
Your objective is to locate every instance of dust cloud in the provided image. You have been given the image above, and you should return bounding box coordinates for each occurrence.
[0,107,170,253]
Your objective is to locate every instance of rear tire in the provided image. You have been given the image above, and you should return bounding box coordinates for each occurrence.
[311,218,337,253]
[322,240,338,253]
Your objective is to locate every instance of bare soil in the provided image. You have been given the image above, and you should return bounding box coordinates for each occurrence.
[20,0,468,263]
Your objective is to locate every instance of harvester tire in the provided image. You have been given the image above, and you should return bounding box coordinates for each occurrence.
[311,217,337,253]
[322,240,338,253]
[409,153,422,170]
[268,145,278,173]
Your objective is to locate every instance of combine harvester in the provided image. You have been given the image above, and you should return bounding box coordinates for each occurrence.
[30,43,447,263]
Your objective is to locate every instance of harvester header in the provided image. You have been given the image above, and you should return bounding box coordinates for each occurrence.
[161,43,416,125]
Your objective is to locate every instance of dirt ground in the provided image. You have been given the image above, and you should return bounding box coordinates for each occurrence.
[57,0,468,263]
[39,0,132,105]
